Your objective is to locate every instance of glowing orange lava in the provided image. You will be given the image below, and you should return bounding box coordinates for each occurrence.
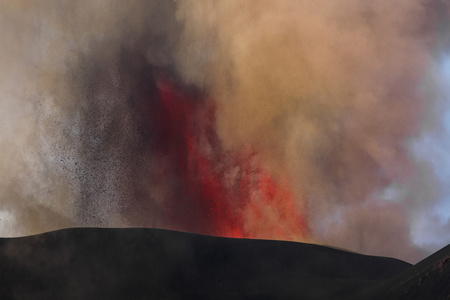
[152,77,309,240]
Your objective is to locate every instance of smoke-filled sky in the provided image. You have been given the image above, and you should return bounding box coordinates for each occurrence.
[0,0,449,263]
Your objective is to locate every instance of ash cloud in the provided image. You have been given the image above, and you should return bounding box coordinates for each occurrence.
[0,0,182,231]
[0,0,448,263]
[175,0,446,262]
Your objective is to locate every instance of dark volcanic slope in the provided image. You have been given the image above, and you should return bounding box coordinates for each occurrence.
[371,243,450,300]
[0,228,446,299]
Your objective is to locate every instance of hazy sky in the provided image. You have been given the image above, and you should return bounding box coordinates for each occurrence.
[410,55,450,252]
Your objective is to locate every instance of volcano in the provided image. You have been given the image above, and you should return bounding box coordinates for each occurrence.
[0,228,448,299]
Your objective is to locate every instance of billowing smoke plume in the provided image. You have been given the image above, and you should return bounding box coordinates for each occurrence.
[174,0,440,262]
[0,0,448,263]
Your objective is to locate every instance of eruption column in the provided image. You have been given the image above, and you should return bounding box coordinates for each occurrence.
[148,76,309,240]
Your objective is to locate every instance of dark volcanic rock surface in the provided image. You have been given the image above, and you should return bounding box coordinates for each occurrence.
[0,228,447,299]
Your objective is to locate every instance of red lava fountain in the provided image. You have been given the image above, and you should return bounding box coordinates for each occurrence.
[147,76,309,241]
